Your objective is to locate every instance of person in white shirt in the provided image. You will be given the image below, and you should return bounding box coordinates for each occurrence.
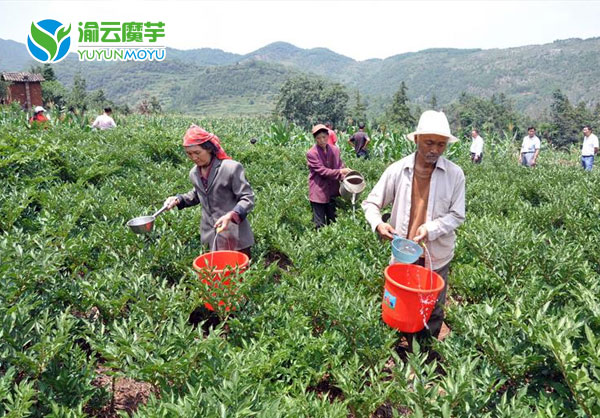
[469,129,484,163]
[92,107,117,130]
[581,125,599,171]
[519,127,540,167]
[362,110,465,340]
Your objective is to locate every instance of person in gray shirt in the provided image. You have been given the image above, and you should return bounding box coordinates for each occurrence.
[164,125,255,258]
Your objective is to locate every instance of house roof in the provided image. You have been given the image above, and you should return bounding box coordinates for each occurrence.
[1,72,45,82]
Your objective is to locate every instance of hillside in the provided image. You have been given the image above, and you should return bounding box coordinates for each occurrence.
[2,37,600,116]
[50,58,301,114]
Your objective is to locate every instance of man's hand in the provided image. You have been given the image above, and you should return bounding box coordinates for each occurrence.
[340,167,352,177]
[413,225,428,242]
[164,196,180,210]
[376,223,396,241]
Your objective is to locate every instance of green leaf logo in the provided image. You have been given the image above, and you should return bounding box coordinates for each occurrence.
[57,24,71,45]
[27,19,72,63]
[30,22,57,61]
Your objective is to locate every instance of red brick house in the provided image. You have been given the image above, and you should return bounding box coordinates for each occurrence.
[1,72,45,110]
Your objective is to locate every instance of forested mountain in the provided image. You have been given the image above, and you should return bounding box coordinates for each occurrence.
[2,37,599,116]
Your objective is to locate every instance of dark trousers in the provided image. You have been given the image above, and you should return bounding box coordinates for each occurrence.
[470,152,483,164]
[356,149,369,159]
[410,258,450,340]
[310,200,337,229]
[239,246,252,260]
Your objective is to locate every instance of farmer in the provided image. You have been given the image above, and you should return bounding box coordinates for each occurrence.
[362,110,465,339]
[581,125,599,171]
[29,106,49,126]
[307,124,352,229]
[92,107,117,130]
[519,127,540,167]
[325,121,338,147]
[469,129,484,163]
[164,125,255,258]
[349,122,371,158]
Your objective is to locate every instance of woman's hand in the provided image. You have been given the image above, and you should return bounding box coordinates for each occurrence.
[164,196,180,210]
[376,222,396,241]
[340,167,352,177]
[215,212,234,232]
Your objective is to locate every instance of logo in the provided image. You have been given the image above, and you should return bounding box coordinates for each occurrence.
[384,290,396,309]
[76,21,166,62]
[27,19,72,63]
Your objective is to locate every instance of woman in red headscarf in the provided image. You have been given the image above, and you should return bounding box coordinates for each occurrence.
[164,125,255,258]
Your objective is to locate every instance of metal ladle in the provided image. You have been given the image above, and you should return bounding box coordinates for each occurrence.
[126,205,168,234]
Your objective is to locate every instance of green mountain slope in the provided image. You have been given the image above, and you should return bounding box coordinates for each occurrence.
[2,37,599,116]
[0,37,37,71]
[51,58,303,114]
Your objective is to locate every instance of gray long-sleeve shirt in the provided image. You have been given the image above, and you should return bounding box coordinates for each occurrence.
[177,158,255,251]
[362,153,465,270]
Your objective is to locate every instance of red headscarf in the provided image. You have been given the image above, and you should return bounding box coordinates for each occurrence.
[183,124,231,160]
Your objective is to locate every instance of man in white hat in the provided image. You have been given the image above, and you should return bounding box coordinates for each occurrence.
[362,110,465,340]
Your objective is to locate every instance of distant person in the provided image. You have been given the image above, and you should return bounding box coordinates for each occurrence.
[29,106,49,126]
[92,107,117,130]
[348,122,371,158]
[519,127,540,167]
[469,129,483,163]
[307,124,352,229]
[325,121,338,147]
[581,125,598,171]
[362,110,465,340]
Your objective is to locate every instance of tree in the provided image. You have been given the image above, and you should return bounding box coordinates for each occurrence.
[41,80,68,108]
[67,73,88,113]
[149,96,162,113]
[137,95,162,115]
[386,82,414,128]
[429,94,438,111]
[322,84,349,128]
[0,79,9,104]
[29,64,56,81]
[445,92,519,138]
[548,89,592,148]
[276,75,349,128]
[29,64,65,107]
[88,89,109,110]
[350,90,367,124]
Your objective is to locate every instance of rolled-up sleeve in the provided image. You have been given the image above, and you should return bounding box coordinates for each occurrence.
[424,171,465,241]
[362,165,398,231]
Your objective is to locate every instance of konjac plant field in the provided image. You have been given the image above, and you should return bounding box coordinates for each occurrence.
[2,106,600,417]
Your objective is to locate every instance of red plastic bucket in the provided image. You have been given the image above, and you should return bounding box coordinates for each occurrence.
[382,263,445,333]
[193,251,249,311]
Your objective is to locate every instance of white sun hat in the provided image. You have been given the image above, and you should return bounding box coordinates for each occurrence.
[406,110,459,143]
[34,106,46,113]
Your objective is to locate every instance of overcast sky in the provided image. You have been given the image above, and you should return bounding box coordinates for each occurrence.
[2,0,600,61]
